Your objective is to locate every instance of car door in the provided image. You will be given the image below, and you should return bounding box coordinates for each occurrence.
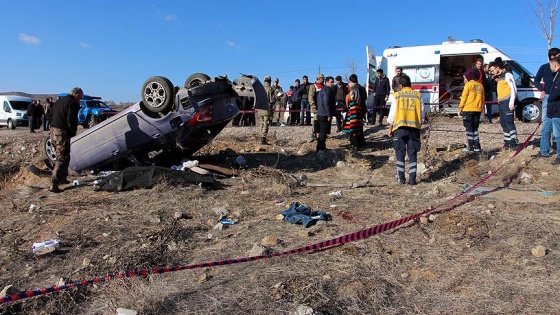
[69,119,122,171]
[0,101,8,126]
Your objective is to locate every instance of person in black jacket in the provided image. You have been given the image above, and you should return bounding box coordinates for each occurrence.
[334,76,348,132]
[372,69,391,125]
[545,57,560,165]
[316,76,336,153]
[49,87,83,193]
[27,100,36,133]
[290,79,303,125]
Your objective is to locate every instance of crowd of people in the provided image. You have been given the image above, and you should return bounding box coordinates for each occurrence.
[37,52,560,193]
[26,97,54,133]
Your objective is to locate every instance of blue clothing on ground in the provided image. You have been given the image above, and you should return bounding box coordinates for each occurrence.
[281,202,329,228]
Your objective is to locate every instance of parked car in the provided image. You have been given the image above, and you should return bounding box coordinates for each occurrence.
[57,94,119,128]
[44,73,267,172]
[0,95,32,129]
[78,95,119,128]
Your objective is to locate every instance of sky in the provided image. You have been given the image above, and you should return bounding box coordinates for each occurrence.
[0,0,553,103]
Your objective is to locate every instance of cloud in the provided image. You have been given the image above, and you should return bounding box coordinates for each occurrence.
[164,14,176,21]
[80,42,91,48]
[226,40,238,48]
[18,33,41,45]
[150,4,177,22]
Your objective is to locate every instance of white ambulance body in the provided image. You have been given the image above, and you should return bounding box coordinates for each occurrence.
[366,40,542,122]
[0,95,32,129]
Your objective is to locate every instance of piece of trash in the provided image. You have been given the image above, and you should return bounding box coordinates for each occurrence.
[328,191,342,197]
[32,239,60,254]
[219,219,236,225]
[72,179,83,186]
[29,204,37,211]
[329,204,338,209]
[274,199,285,205]
[182,160,199,169]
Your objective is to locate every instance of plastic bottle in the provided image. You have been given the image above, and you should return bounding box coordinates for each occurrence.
[32,239,60,254]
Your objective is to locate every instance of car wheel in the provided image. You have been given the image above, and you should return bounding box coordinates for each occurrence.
[44,135,57,168]
[7,119,15,130]
[86,115,96,128]
[519,101,541,123]
[141,76,174,113]
[184,73,211,88]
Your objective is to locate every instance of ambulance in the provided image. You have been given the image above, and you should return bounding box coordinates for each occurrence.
[366,39,542,122]
[0,95,32,129]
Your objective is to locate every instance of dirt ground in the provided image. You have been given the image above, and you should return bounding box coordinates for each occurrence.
[0,116,559,314]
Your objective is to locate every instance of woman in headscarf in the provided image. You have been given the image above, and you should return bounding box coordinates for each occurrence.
[342,74,364,152]
[458,68,485,152]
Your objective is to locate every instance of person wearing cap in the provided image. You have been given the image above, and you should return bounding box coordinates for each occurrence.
[271,78,284,124]
[49,87,84,192]
[387,75,423,185]
[458,68,484,152]
[259,76,273,144]
[308,74,324,141]
[334,75,348,132]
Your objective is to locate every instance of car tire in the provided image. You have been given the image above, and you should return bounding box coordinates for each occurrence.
[44,135,57,169]
[7,119,15,130]
[518,101,542,123]
[86,114,96,128]
[141,76,174,113]
[184,73,211,88]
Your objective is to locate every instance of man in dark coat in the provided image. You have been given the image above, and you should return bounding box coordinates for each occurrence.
[27,100,36,133]
[49,87,83,192]
[372,69,391,125]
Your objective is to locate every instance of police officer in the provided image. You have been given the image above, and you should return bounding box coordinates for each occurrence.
[259,76,273,145]
[387,75,424,185]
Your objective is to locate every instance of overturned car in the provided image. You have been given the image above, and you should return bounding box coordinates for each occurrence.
[44,73,267,172]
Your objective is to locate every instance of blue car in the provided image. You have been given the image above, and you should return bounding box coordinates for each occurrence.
[57,94,119,128]
[45,73,267,172]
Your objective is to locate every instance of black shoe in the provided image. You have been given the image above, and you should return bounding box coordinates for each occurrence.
[260,137,269,145]
[49,184,61,193]
[409,180,417,185]
[531,153,550,158]
[551,158,560,165]
[59,179,71,184]
[397,177,406,185]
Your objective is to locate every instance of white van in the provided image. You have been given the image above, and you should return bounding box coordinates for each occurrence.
[366,39,542,122]
[0,95,32,129]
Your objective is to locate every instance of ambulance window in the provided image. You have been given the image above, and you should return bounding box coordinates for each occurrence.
[402,66,436,83]
[3,101,9,112]
[506,61,535,88]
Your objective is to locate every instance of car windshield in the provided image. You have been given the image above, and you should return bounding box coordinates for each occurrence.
[10,101,32,110]
[504,60,536,88]
[85,101,110,108]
